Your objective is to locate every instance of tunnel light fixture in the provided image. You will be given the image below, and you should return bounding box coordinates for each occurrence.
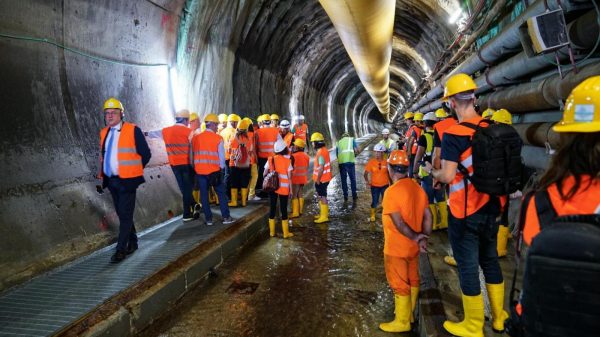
[448,8,463,24]
[169,66,182,112]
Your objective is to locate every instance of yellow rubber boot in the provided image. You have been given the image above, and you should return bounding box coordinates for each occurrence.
[444,255,458,267]
[410,287,419,323]
[299,197,305,214]
[314,203,329,224]
[486,282,509,333]
[314,200,322,220]
[429,204,439,230]
[379,294,411,332]
[268,218,276,237]
[437,201,448,229]
[496,225,509,257]
[443,293,484,337]
[228,188,238,207]
[370,208,376,222]
[240,188,248,207]
[290,199,300,218]
[192,190,200,204]
[282,220,294,238]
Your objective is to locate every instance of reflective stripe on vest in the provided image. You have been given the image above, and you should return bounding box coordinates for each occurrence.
[99,122,144,178]
[313,147,332,183]
[294,123,307,141]
[257,128,278,158]
[272,155,291,195]
[191,131,222,175]
[291,152,310,184]
[337,137,355,163]
[418,131,434,178]
[162,125,191,166]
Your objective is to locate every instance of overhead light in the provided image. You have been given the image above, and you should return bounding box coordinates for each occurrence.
[448,8,463,24]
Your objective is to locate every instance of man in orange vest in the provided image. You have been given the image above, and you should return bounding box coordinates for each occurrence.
[255,114,282,198]
[220,114,241,199]
[292,114,309,150]
[426,74,508,337]
[311,132,332,223]
[145,109,196,222]
[406,112,424,177]
[279,119,294,150]
[191,114,236,226]
[99,98,151,263]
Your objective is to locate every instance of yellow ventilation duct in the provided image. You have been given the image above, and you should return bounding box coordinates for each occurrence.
[319,0,395,116]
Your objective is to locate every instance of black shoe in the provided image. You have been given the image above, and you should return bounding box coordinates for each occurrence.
[126,243,138,255]
[110,251,127,263]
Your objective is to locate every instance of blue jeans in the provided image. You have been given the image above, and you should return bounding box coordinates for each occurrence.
[448,208,503,296]
[370,185,388,208]
[107,177,138,253]
[338,162,357,199]
[421,175,445,204]
[171,165,195,218]
[196,173,230,222]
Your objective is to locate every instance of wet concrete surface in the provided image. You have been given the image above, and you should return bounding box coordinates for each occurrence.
[138,149,417,337]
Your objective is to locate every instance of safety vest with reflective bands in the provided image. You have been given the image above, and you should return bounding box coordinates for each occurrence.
[100,122,143,178]
[291,151,310,184]
[283,132,294,149]
[445,117,505,218]
[433,117,458,143]
[293,123,308,141]
[409,126,422,155]
[417,130,434,178]
[220,126,236,160]
[337,137,355,164]
[270,155,291,195]
[313,147,332,183]
[162,124,192,166]
[256,127,279,159]
[191,131,222,175]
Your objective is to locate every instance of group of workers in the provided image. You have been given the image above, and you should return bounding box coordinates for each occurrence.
[376,73,600,337]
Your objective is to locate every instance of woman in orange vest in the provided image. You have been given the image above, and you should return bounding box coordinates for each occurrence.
[379,150,431,333]
[311,132,332,223]
[364,143,390,222]
[292,114,309,150]
[244,118,261,202]
[227,119,254,207]
[264,139,294,238]
[289,138,310,218]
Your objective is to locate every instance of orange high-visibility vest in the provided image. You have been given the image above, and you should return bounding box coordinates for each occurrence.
[313,147,332,183]
[409,126,422,155]
[270,155,291,195]
[445,116,505,218]
[433,117,458,143]
[162,124,191,166]
[247,130,256,164]
[291,151,310,184]
[220,126,236,160]
[293,123,308,141]
[283,132,294,149]
[100,122,143,178]
[229,134,253,168]
[256,127,279,159]
[191,131,222,175]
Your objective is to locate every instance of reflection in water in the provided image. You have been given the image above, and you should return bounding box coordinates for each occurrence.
[140,149,416,337]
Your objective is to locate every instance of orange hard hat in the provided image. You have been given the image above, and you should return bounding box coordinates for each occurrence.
[387,150,410,166]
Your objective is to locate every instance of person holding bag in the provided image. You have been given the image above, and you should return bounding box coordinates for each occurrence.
[264,139,294,238]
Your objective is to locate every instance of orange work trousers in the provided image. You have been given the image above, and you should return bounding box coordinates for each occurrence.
[384,254,419,295]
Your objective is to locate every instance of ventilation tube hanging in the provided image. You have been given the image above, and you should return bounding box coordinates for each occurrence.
[319,0,395,118]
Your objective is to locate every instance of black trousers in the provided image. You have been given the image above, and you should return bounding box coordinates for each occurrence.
[107,177,138,253]
[269,192,289,220]
[256,157,268,197]
[230,166,251,189]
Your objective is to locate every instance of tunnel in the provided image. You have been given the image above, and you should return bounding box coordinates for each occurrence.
[1,0,599,336]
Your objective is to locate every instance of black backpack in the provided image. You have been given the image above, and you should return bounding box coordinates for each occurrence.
[507,190,600,337]
[460,120,523,196]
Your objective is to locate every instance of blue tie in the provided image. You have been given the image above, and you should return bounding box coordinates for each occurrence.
[103,129,114,176]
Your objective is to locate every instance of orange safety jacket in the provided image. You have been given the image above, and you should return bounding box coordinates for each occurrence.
[100,122,144,178]
[220,126,236,160]
[293,123,308,141]
[313,147,332,183]
[291,151,310,184]
[433,117,458,143]
[283,132,294,149]
[409,125,422,155]
[191,131,222,175]
[247,130,256,164]
[256,127,279,159]
[445,117,506,218]
[162,124,192,166]
[270,155,291,195]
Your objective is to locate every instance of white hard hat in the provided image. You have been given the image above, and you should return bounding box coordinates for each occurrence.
[299,115,305,119]
[373,143,386,152]
[175,109,190,118]
[423,112,438,121]
[279,119,290,127]
[274,139,287,153]
[381,128,390,135]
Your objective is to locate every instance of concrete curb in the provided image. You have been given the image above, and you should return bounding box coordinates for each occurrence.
[417,253,452,337]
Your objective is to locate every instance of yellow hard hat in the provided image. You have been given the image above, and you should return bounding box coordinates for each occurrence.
[175,109,190,118]
[403,112,414,119]
[413,112,424,121]
[218,113,228,123]
[443,73,477,100]
[242,117,253,125]
[270,113,279,121]
[293,138,306,148]
[435,108,448,118]
[189,112,198,122]
[262,114,271,121]
[482,108,496,119]
[228,113,241,122]
[237,119,250,130]
[491,109,512,125]
[554,76,600,133]
[205,113,219,123]
[310,132,325,142]
[256,115,265,122]
[103,97,124,111]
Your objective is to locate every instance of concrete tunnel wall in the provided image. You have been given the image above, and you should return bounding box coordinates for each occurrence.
[0,0,403,290]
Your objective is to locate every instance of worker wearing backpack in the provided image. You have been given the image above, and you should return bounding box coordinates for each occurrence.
[513,76,600,337]
[426,73,511,337]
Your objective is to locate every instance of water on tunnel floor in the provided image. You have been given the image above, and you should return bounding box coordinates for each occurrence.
[139,148,416,337]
